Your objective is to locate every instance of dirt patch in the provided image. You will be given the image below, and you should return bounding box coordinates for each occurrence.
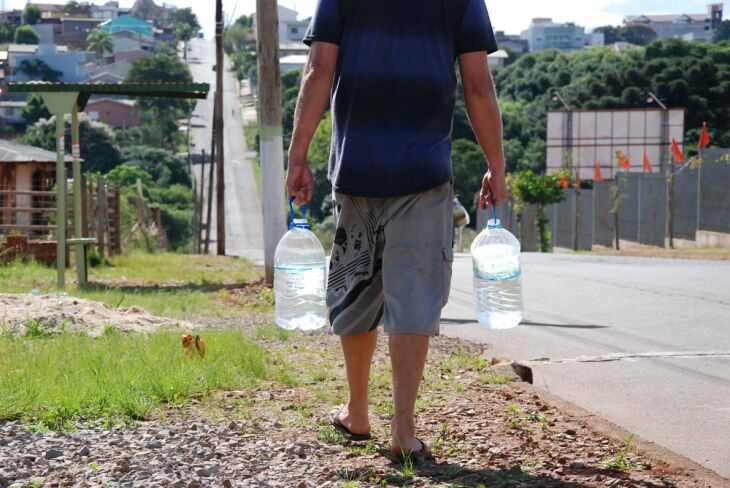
[159,332,728,487]
[0,293,196,337]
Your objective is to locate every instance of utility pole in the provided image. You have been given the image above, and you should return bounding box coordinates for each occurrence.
[198,149,206,254]
[256,0,287,285]
[205,104,216,254]
[215,0,226,255]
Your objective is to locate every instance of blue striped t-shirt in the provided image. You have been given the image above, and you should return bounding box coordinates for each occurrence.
[303,0,498,197]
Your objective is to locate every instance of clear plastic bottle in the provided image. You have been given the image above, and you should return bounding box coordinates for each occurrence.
[274,215,327,331]
[470,216,523,330]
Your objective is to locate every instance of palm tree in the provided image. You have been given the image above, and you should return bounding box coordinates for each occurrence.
[87,29,114,61]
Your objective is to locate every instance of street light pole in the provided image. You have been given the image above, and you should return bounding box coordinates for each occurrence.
[215,0,226,255]
[648,91,673,248]
[553,91,580,251]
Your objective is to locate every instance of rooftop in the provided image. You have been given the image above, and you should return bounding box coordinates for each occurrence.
[0,139,72,164]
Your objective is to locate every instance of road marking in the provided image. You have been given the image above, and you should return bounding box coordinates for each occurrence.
[526,351,730,365]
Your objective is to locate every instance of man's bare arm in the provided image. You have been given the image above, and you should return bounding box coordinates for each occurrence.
[458,51,508,205]
[287,42,339,204]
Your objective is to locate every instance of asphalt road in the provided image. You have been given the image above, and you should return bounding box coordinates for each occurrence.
[442,252,730,478]
[186,38,264,263]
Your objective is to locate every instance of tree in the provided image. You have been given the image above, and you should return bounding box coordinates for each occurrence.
[619,24,658,46]
[19,60,62,81]
[176,22,194,60]
[21,94,51,125]
[0,21,15,43]
[14,26,40,45]
[22,5,41,25]
[511,170,567,252]
[64,1,92,17]
[451,139,487,220]
[714,20,730,42]
[125,55,194,148]
[121,145,191,187]
[593,25,621,44]
[172,7,200,33]
[21,114,122,174]
[87,29,114,59]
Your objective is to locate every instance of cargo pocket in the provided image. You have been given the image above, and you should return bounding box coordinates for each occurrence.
[442,246,454,307]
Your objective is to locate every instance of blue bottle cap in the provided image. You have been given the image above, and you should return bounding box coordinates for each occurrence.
[291,218,310,230]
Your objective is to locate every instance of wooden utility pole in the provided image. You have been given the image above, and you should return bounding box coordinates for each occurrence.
[215,0,226,255]
[205,105,216,254]
[256,0,287,285]
[198,149,206,254]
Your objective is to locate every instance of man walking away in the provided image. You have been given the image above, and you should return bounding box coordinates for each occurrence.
[286,0,508,458]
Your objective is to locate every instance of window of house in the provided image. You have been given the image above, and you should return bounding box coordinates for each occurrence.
[89,111,100,120]
[290,27,298,34]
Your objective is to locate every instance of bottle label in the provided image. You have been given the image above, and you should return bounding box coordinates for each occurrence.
[473,259,521,281]
[275,265,326,293]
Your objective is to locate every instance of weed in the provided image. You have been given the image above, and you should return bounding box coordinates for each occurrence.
[496,466,534,483]
[88,462,100,472]
[479,372,512,385]
[443,464,466,478]
[441,347,488,374]
[433,420,450,449]
[602,434,645,471]
[349,440,377,457]
[319,425,347,444]
[400,453,416,479]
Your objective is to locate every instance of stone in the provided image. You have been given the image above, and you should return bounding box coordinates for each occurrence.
[570,460,586,469]
[196,468,211,478]
[44,449,63,460]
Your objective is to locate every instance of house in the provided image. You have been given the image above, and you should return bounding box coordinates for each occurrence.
[0,101,27,125]
[0,139,72,232]
[280,54,307,73]
[85,99,140,128]
[488,50,510,70]
[90,1,130,20]
[99,15,155,38]
[61,18,105,47]
[624,4,724,42]
[33,23,57,45]
[109,30,155,53]
[280,40,308,57]
[521,18,604,52]
[0,9,23,27]
[7,43,91,83]
[112,49,151,64]
[494,31,529,55]
[31,3,67,20]
[88,59,134,83]
[253,4,311,42]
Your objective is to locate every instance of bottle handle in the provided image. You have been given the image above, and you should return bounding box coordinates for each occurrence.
[491,198,498,225]
[289,196,308,225]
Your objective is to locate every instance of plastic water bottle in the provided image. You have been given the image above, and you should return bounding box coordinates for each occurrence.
[470,201,523,329]
[274,199,327,331]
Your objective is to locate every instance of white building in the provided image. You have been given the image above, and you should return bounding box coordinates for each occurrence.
[624,4,724,42]
[521,18,603,52]
[253,4,310,42]
[7,43,92,83]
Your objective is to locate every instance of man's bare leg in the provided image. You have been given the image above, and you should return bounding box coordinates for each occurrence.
[337,328,378,434]
[389,333,430,454]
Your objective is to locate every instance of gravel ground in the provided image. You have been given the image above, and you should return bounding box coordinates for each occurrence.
[1,332,724,487]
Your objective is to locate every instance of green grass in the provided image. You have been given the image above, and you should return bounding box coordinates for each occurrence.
[602,435,645,471]
[0,328,295,429]
[0,253,262,319]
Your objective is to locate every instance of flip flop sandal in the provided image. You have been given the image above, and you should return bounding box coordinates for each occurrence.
[329,405,372,441]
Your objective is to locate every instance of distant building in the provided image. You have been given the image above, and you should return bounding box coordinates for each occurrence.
[488,49,510,70]
[624,4,724,42]
[521,18,603,52]
[109,30,155,53]
[0,9,23,27]
[112,49,152,64]
[99,16,155,38]
[494,31,529,55]
[280,54,307,73]
[7,43,91,83]
[61,18,105,47]
[0,101,27,125]
[31,3,67,20]
[85,99,140,128]
[253,5,310,42]
[88,59,135,83]
[90,1,130,20]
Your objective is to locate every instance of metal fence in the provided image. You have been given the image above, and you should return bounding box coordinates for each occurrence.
[479,148,730,250]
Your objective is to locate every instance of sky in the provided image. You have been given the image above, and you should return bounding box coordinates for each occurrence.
[2,0,726,38]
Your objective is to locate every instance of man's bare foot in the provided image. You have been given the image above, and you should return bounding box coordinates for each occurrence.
[390,437,431,458]
[329,404,370,438]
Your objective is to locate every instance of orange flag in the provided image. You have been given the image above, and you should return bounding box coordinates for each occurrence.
[643,150,652,173]
[559,176,570,189]
[698,122,711,151]
[672,138,684,163]
[617,150,630,170]
[594,163,603,182]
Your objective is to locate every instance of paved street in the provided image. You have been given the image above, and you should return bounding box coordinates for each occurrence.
[187,38,264,263]
[443,253,730,478]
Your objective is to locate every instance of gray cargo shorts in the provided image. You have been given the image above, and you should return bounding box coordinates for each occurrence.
[326,182,454,337]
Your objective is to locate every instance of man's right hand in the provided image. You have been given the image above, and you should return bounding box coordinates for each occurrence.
[479,169,508,208]
[287,159,314,205]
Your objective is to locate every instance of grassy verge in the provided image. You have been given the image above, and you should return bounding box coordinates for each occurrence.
[0,327,295,429]
[0,252,267,319]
